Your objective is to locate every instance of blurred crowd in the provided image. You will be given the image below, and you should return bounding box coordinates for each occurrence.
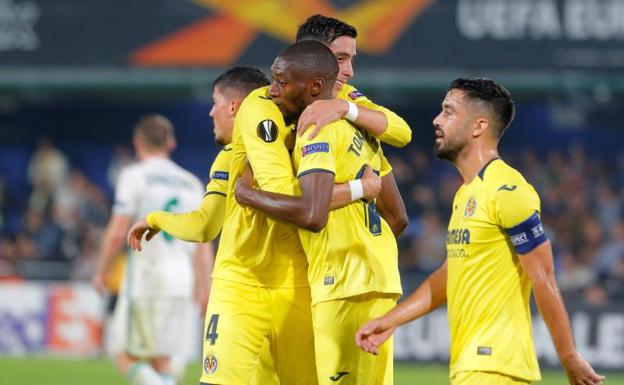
[0,140,623,306]
[0,140,132,281]
[386,143,624,306]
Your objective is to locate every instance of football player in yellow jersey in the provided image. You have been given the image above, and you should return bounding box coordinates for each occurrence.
[127,67,270,248]
[127,67,381,384]
[356,78,605,385]
[295,14,411,237]
[126,67,285,385]
[235,40,403,385]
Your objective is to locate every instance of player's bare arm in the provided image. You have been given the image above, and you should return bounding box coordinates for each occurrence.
[297,99,388,141]
[328,165,381,209]
[93,213,133,294]
[236,160,380,211]
[518,240,605,385]
[375,173,408,237]
[235,168,334,232]
[356,261,448,355]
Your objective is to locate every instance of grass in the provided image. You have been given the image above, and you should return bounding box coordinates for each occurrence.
[0,357,622,384]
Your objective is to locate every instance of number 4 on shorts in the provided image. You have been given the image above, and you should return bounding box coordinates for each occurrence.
[205,314,219,345]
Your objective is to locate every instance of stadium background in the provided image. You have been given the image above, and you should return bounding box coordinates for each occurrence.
[1,0,624,384]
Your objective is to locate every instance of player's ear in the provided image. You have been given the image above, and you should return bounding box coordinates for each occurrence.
[472,118,488,138]
[310,78,325,97]
[167,136,177,152]
[229,99,241,117]
[132,136,142,152]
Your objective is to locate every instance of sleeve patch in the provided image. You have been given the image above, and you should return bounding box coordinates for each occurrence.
[210,171,229,181]
[505,212,548,254]
[256,119,278,143]
[348,90,364,100]
[302,142,329,157]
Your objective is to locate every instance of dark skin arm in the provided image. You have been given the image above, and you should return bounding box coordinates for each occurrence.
[235,167,334,233]
[375,172,408,237]
[329,166,381,210]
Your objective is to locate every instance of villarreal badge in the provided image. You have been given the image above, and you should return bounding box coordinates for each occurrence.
[204,353,218,374]
[464,197,477,217]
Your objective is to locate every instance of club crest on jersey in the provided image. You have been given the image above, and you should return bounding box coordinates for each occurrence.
[348,90,364,100]
[464,197,477,217]
[302,142,329,157]
[204,353,218,374]
[257,119,278,143]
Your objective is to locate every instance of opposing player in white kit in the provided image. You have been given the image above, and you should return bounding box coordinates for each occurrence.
[93,114,212,385]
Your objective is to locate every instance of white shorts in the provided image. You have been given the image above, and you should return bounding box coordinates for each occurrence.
[111,296,193,358]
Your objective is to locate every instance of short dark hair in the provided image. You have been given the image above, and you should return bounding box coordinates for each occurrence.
[133,114,174,150]
[213,66,270,98]
[295,14,357,44]
[278,40,338,86]
[449,78,516,137]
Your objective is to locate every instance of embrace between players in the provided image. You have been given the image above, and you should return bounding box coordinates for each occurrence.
[125,15,604,385]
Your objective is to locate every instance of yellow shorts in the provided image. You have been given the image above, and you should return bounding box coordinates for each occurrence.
[451,371,532,385]
[312,292,397,385]
[199,279,317,385]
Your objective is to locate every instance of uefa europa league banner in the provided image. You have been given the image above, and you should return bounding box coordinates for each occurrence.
[0,0,623,70]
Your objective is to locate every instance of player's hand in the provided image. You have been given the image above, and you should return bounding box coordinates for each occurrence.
[127,219,160,252]
[235,162,254,204]
[297,99,348,140]
[361,166,382,201]
[355,316,396,356]
[91,270,107,296]
[561,352,605,385]
[193,281,210,314]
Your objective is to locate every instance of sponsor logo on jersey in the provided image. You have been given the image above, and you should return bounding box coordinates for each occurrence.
[464,197,477,217]
[324,275,335,285]
[257,119,278,143]
[446,228,471,245]
[497,184,517,191]
[211,171,229,181]
[204,353,218,374]
[302,142,330,157]
[330,371,350,381]
[348,90,364,100]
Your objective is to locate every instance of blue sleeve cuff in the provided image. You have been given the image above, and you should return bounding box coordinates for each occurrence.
[505,212,548,255]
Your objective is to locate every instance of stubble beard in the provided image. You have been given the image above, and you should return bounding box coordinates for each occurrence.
[434,140,462,162]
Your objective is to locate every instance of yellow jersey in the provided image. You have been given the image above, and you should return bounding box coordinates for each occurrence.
[204,144,233,197]
[292,118,402,304]
[214,86,308,288]
[446,159,542,381]
[337,83,411,147]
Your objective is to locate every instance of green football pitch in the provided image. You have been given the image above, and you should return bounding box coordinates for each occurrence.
[0,358,622,385]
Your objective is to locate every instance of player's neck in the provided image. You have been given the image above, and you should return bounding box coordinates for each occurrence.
[455,144,499,184]
[138,150,169,161]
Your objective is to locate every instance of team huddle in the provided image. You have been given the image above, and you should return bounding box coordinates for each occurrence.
[95,14,604,385]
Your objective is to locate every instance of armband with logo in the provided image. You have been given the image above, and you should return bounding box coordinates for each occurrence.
[505,212,548,254]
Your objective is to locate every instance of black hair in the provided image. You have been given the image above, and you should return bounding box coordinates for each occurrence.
[295,14,357,44]
[278,40,338,86]
[449,78,516,137]
[213,66,270,97]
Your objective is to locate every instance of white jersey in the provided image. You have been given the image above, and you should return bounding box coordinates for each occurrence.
[113,157,203,299]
